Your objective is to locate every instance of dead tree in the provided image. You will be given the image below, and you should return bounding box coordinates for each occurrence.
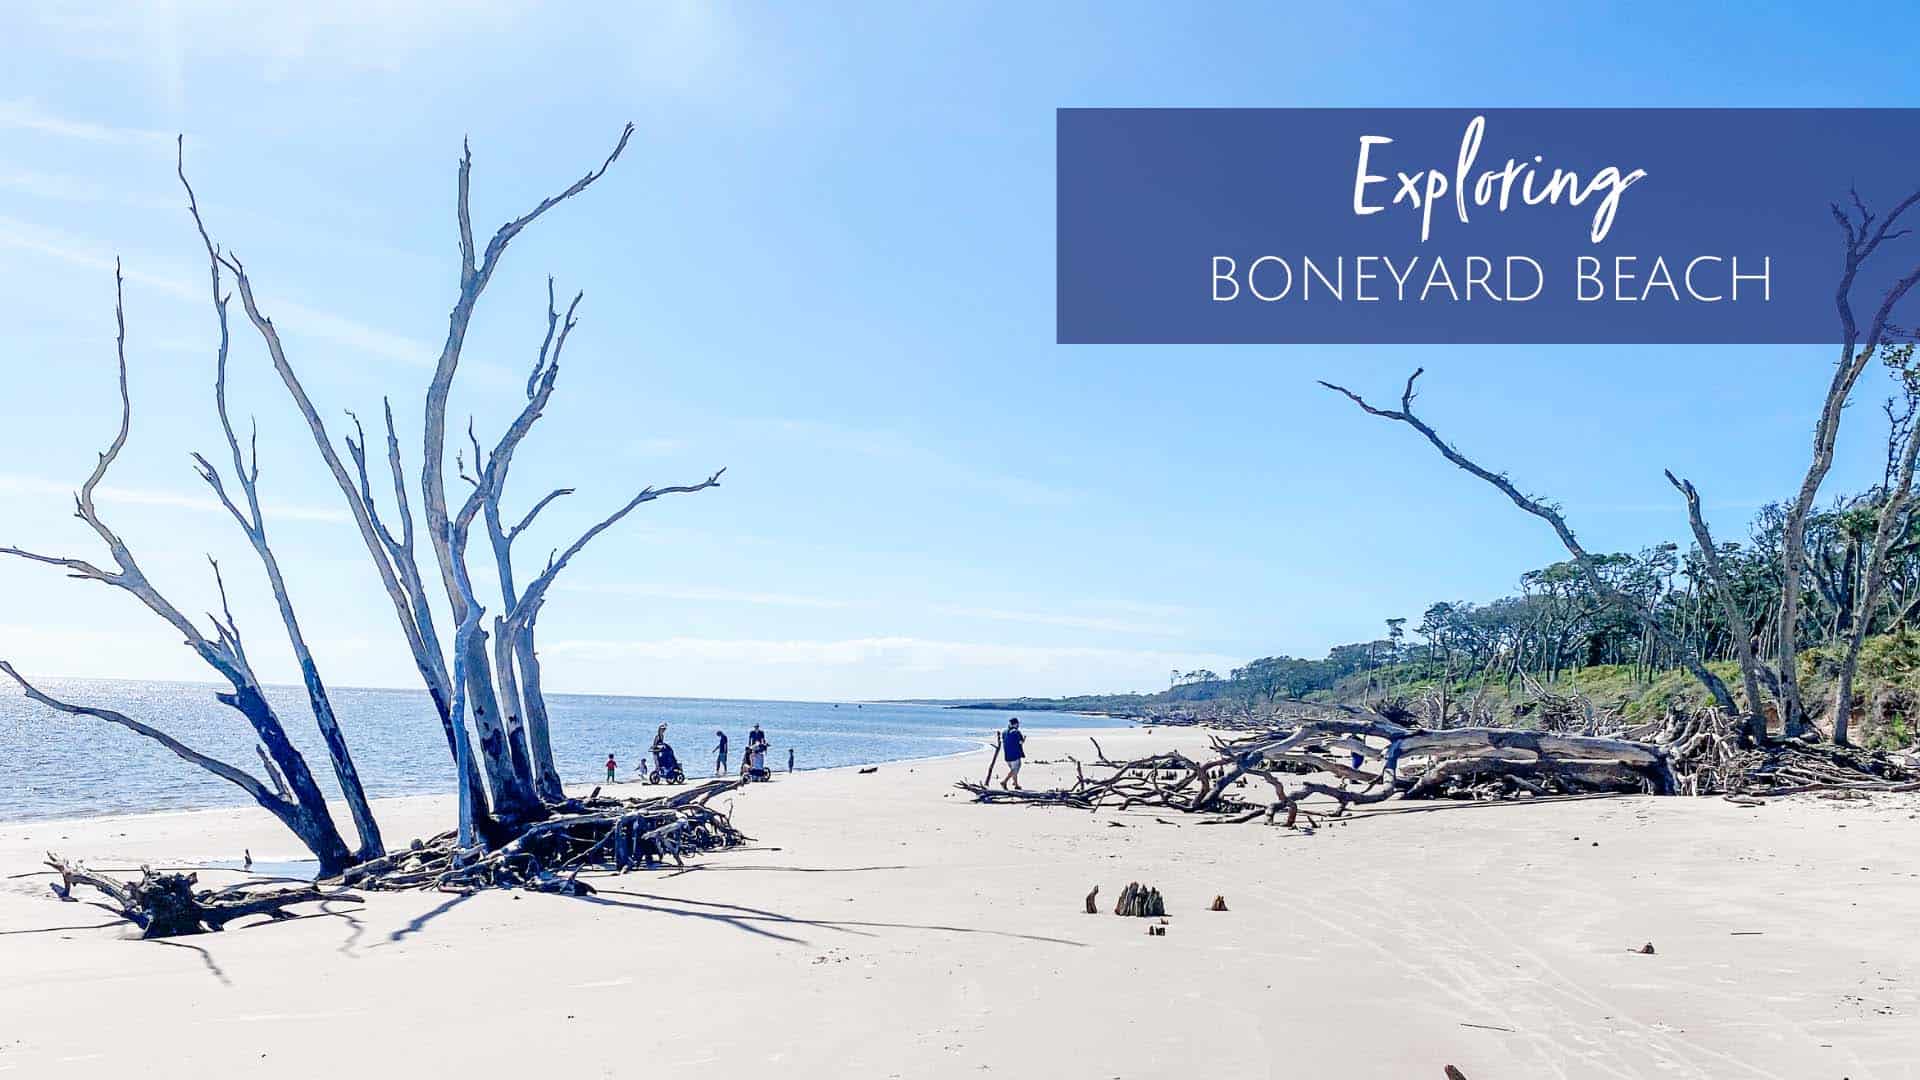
[1831,348,1920,743]
[1775,188,1920,738]
[180,123,724,837]
[1320,370,1740,717]
[0,267,357,875]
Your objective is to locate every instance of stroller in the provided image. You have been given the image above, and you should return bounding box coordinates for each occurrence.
[741,740,771,782]
[648,741,686,785]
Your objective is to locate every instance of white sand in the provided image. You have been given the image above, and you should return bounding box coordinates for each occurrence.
[2,726,1915,1079]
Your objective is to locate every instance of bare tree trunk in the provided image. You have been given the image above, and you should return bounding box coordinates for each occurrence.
[415,129,634,824]
[1834,368,1920,744]
[1778,189,1920,738]
[342,403,486,803]
[514,624,564,801]
[1666,471,1769,744]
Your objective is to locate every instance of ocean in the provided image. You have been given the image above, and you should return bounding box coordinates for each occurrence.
[0,676,1114,823]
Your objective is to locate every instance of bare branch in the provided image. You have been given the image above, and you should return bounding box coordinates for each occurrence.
[2,660,279,806]
[1323,372,1737,714]
[509,488,574,541]
[1664,469,1767,741]
[512,469,727,627]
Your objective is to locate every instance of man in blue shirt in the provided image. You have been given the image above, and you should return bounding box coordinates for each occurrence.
[998,717,1026,790]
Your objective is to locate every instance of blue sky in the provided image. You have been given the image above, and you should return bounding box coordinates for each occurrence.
[1,2,1914,700]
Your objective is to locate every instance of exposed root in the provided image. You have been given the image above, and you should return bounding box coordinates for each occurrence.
[44,855,361,938]
[333,780,749,894]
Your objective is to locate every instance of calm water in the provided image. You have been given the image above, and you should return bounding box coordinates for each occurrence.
[0,677,1112,823]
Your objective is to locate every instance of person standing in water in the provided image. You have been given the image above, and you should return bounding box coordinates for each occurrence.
[714,730,730,776]
[998,717,1026,790]
[787,747,795,773]
[605,752,617,783]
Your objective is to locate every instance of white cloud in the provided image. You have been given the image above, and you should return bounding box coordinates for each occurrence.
[0,99,173,147]
[770,419,1077,508]
[23,1,538,82]
[0,168,178,210]
[543,634,1237,676]
[565,582,849,609]
[0,215,439,369]
[0,474,349,524]
[931,604,1181,636]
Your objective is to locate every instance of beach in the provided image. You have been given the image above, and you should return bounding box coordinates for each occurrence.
[2,725,1915,1079]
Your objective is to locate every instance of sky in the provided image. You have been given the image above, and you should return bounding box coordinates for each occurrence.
[2,1,1917,701]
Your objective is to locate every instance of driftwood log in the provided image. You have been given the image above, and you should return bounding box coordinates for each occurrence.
[332,779,748,894]
[45,856,362,938]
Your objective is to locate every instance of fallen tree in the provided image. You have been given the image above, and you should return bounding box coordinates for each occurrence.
[44,856,362,939]
[961,719,1677,823]
[961,708,1914,820]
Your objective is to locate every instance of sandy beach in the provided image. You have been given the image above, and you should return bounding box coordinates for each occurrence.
[2,725,1915,1079]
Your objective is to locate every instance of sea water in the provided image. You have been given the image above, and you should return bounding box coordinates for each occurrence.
[0,676,1112,822]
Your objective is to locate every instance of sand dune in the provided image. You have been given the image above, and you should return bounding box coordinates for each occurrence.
[2,726,1915,1078]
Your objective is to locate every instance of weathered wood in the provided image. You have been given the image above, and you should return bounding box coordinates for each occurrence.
[45,855,362,939]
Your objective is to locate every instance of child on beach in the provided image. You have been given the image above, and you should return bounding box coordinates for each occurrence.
[605,753,617,783]
[998,718,1025,790]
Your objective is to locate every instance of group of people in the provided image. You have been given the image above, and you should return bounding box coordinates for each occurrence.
[603,722,791,786]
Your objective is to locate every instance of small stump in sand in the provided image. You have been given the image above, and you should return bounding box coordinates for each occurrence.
[1114,881,1166,917]
[1210,895,1228,912]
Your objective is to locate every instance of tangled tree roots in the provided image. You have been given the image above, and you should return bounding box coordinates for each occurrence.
[332,780,749,894]
[959,718,1680,822]
[45,856,362,938]
[1634,709,1917,796]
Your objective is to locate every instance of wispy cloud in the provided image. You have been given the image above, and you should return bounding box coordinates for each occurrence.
[0,474,349,524]
[0,99,173,147]
[770,419,1077,508]
[543,635,1239,675]
[930,604,1182,636]
[628,437,688,457]
[0,168,178,210]
[0,215,438,369]
[562,582,849,609]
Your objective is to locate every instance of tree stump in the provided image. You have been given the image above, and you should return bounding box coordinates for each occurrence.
[1113,881,1166,917]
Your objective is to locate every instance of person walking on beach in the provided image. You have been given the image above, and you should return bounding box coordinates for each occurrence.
[998,717,1026,790]
[605,753,617,783]
[715,730,730,776]
[787,747,795,773]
